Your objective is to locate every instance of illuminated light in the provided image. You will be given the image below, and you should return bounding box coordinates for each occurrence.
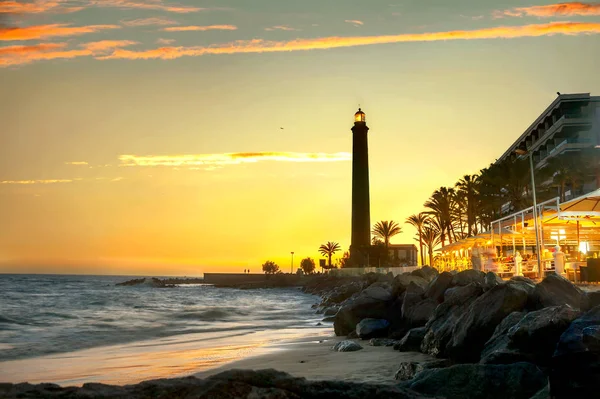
[354,108,365,123]
[579,242,590,254]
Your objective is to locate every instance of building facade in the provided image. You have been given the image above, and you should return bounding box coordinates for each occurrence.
[498,93,600,201]
[387,244,418,266]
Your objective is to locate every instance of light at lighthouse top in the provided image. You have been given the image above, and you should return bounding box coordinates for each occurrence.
[354,108,365,123]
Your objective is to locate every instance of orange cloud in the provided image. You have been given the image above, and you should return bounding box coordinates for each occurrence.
[118,152,352,167]
[88,0,202,13]
[0,23,119,41]
[345,20,364,26]
[494,2,600,18]
[0,0,82,14]
[64,161,89,165]
[162,25,238,32]
[121,17,178,27]
[156,38,175,45]
[0,39,134,66]
[99,21,600,61]
[0,179,73,184]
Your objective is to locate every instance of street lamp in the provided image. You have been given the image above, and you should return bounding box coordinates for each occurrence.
[290,252,294,274]
[515,147,542,276]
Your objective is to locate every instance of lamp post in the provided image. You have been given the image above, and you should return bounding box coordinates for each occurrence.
[290,252,294,274]
[516,148,542,277]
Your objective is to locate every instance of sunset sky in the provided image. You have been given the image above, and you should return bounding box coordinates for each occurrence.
[1,1,600,275]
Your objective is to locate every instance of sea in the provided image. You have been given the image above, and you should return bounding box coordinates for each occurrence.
[0,274,331,386]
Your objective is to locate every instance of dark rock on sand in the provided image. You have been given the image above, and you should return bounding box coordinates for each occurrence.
[322,316,336,322]
[550,305,600,399]
[392,275,429,297]
[410,266,439,283]
[402,297,438,328]
[580,290,600,312]
[421,283,483,357]
[447,282,529,362]
[451,269,485,287]
[332,340,363,352]
[395,327,427,352]
[484,272,503,291]
[356,318,390,339]
[368,338,397,347]
[394,359,451,381]
[529,385,550,399]
[530,274,583,310]
[507,305,580,365]
[0,369,434,399]
[334,285,393,336]
[424,272,454,303]
[403,362,547,399]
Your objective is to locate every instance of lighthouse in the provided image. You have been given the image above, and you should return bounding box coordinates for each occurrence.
[350,108,371,266]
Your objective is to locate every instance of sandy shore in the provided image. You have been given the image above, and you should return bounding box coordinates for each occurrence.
[195,336,436,385]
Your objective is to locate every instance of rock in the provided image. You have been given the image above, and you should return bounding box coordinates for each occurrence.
[395,327,427,352]
[451,269,485,287]
[530,274,583,310]
[356,318,390,339]
[0,368,436,399]
[550,305,600,398]
[510,276,536,286]
[582,325,600,351]
[392,275,429,297]
[323,306,339,316]
[322,316,336,322]
[480,311,526,361]
[346,330,358,339]
[424,272,454,303]
[480,349,535,365]
[404,362,547,399]
[332,340,363,352]
[115,277,174,288]
[447,283,529,362]
[394,359,451,381]
[421,283,483,357]
[484,272,503,291]
[507,305,580,365]
[368,338,397,347]
[529,385,550,399]
[333,285,393,336]
[402,297,438,328]
[410,266,439,282]
[581,291,600,312]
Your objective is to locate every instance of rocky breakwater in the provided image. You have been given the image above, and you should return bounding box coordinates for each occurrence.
[307,268,599,399]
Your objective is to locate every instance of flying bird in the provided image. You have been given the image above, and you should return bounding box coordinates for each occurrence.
[280,127,284,130]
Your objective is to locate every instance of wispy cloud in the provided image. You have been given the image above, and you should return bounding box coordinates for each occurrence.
[98,21,600,61]
[265,25,298,31]
[86,0,202,13]
[118,152,352,167]
[156,38,175,45]
[0,23,120,41]
[0,39,135,66]
[64,161,89,165]
[121,17,178,27]
[162,25,237,32]
[345,20,364,26]
[494,2,600,18]
[0,179,73,184]
[0,0,82,14]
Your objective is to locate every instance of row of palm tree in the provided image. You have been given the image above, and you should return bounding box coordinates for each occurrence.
[406,148,599,266]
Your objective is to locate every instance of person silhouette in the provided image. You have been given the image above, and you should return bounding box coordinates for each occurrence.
[244,269,246,273]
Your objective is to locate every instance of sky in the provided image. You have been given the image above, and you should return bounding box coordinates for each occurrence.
[1,1,600,276]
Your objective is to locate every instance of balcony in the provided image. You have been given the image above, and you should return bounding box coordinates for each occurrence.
[529,114,590,153]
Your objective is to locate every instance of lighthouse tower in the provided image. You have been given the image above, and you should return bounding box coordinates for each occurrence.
[350,108,371,266]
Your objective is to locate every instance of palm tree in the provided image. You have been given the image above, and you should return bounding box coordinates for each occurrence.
[421,224,441,268]
[318,241,341,269]
[424,187,456,246]
[406,213,429,266]
[372,220,402,266]
[455,174,480,236]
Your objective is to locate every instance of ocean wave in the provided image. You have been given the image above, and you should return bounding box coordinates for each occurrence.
[172,308,250,321]
[0,315,25,325]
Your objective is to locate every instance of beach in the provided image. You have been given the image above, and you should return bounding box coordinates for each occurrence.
[196,336,435,385]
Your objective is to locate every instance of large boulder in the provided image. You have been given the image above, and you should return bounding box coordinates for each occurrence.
[403,362,547,399]
[323,283,362,305]
[550,305,600,398]
[332,340,363,352]
[581,290,600,312]
[333,285,393,336]
[356,318,390,339]
[368,338,397,347]
[530,274,583,310]
[394,327,427,352]
[507,305,581,365]
[451,269,485,287]
[424,272,454,303]
[410,266,439,282]
[402,298,438,328]
[394,359,451,381]
[421,283,483,357]
[480,311,526,362]
[392,274,429,297]
[447,282,529,362]
[484,272,503,291]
